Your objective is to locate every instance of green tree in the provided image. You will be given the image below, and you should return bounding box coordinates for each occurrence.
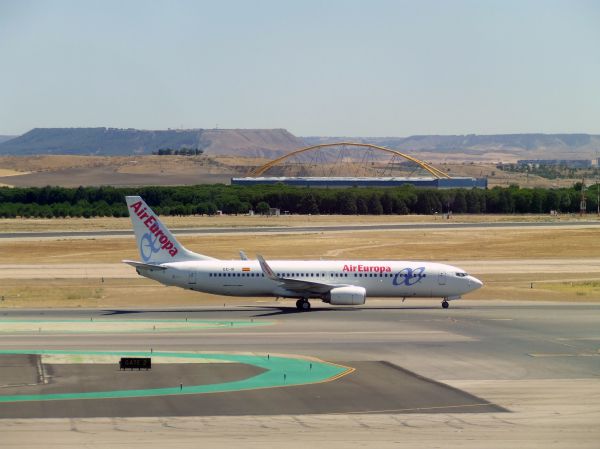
[255,201,270,215]
[380,192,394,214]
[466,190,481,213]
[367,194,383,215]
[356,197,368,214]
[453,190,467,213]
[298,194,319,215]
[337,192,357,215]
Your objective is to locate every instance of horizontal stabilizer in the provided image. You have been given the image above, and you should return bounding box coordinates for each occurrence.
[122,260,168,271]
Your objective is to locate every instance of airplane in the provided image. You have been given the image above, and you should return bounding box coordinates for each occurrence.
[123,196,483,311]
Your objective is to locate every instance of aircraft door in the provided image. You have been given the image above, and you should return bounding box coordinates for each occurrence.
[438,272,447,285]
[188,272,197,285]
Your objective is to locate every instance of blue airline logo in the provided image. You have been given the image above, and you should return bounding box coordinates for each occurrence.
[392,267,426,286]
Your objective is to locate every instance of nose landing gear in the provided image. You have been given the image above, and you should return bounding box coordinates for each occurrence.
[441,300,449,309]
[295,299,311,311]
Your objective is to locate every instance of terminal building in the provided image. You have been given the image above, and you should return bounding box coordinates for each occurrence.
[231,176,488,189]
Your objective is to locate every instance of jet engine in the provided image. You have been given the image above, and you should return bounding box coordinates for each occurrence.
[326,286,366,305]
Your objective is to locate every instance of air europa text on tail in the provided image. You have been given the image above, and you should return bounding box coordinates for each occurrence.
[130,200,179,257]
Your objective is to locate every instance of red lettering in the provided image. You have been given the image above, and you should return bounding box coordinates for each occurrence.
[130,201,142,213]
[353,264,391,272]
[130,205,178,259]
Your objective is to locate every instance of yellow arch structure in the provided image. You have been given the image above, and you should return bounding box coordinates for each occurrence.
[249,142,450,179]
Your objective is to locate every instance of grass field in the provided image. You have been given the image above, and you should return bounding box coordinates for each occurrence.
[2,227,600,262]
[2,223,600,307]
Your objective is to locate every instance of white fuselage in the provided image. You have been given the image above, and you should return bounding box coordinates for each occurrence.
[137,259,482,300]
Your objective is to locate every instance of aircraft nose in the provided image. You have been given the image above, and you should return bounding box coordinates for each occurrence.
[469,276,483,290]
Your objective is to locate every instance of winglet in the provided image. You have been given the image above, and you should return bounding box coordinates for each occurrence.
[257,255,279,281]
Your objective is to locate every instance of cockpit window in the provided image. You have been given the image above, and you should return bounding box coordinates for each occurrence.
[456,272,468,277]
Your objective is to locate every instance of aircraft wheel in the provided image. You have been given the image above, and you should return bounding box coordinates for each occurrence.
[442,300,449,309]
[301,300,311,311]
[295,299,303,310]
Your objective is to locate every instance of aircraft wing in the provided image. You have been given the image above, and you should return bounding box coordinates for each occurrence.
[122,260,168,271]
[257,255,341,295]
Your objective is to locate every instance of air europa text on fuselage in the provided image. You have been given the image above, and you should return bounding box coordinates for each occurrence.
[130,200,178,257]
[343,264,391,273]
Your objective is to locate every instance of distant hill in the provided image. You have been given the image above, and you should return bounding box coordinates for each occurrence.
[303,134,600,161]
[0,127,304,157]
[3,129,599,161]
[0,135,16,144]
[197,129,304,158]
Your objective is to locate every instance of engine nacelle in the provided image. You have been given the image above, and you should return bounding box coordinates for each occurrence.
[326,286,366,306]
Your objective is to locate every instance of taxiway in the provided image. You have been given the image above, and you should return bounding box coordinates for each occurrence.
[0,301,598,448]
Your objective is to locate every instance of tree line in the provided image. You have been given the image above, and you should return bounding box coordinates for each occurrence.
[152,148,204,156]
[0,184,594,218]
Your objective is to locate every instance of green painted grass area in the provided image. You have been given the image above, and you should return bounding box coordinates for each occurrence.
[0,319,273,334]
[0,349,352,403]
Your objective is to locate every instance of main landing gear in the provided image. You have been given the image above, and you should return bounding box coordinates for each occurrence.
[295,299,311,311]
[441,300,449,309]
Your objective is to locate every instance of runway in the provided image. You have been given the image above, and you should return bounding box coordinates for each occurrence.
[0,301,599,448]
[2,219,600,239]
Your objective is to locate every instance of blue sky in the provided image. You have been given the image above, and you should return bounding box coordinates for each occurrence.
[1,0,599,136]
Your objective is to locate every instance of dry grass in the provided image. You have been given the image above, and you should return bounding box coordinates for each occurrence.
[541,280,600,298]
[0,169,27,177]
[0,278,216,308]
[2,227,600,263]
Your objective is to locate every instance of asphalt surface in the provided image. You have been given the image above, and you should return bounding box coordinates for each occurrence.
[0,301,599,448]
[2,220,600,239]
[0,358,501,418]
[1,302,599,382]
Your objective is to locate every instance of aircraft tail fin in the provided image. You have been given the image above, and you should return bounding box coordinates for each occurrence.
[125,196,216,264]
